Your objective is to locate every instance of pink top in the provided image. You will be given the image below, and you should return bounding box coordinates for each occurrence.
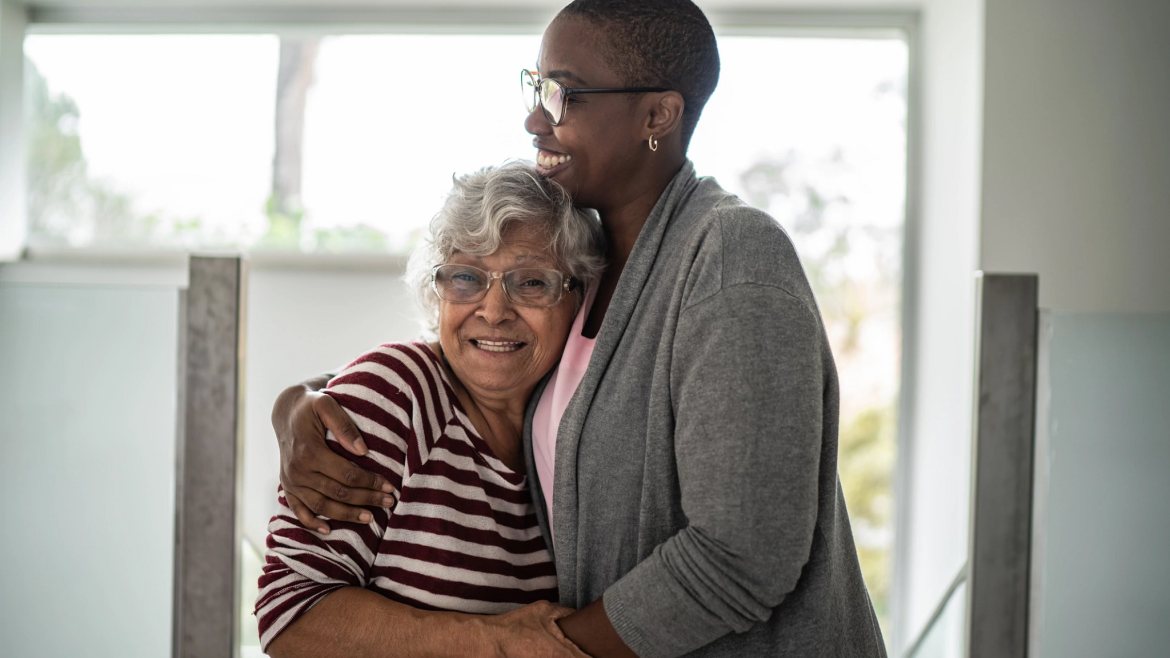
[532,284,598,542]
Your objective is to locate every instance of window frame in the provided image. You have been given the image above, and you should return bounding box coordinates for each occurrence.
[2,5,923,654]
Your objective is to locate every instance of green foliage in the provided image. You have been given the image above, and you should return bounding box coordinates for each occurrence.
[25,57,89,244]
[257,193,306,250]
[24,57,205,247]
[312,224,390,253]
[839,403,897,620]
[256,193,393,253]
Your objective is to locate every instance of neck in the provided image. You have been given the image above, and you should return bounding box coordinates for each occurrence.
[596,155,685,263]
[434,344,529,470]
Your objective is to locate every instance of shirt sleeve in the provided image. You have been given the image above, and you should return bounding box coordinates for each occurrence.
[602,284,826,658]
[255,346,417,651]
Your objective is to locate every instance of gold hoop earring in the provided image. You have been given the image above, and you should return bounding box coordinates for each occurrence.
[648,135,658,152]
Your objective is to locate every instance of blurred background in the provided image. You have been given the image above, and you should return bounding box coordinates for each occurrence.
[0,1,1167,658]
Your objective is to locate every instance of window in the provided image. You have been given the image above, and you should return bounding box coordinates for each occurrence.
[24,35,278,249]
[24,27,906,652]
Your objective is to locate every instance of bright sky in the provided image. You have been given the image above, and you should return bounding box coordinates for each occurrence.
[24,33,906,252]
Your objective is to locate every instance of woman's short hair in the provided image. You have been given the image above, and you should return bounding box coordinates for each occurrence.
[405,161,606,332]
[558,0,720,149]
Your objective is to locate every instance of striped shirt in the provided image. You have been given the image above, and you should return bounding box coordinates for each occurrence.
[255,342,558,650]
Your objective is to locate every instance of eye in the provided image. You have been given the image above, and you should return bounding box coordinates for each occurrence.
[518,276,549,288]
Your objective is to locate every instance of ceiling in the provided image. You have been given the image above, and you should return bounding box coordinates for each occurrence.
[24,0,905,11]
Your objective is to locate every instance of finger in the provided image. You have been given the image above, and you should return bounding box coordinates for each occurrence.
[314,393,369,456]
[312,441,394,495]
[297,486,376,525]
[545,604,576,621]
[311,472,398,509]
[284,490,331,534]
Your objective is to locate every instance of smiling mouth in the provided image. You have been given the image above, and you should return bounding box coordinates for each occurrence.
[471,339,527,353]
[536,149,572,174]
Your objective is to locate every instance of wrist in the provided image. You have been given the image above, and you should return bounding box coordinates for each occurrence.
[430,612,494,658]
[271,383,309,440]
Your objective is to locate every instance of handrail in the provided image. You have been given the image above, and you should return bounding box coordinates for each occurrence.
[901,564,968,658]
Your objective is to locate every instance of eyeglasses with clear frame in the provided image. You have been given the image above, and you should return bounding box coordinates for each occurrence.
[431,264,580,308]
[522,69,670,126]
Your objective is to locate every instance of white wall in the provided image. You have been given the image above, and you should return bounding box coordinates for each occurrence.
[0,0,27,260]
[980,0,1170,313]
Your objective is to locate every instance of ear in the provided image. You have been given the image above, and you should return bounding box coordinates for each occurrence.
[642,91,686,141]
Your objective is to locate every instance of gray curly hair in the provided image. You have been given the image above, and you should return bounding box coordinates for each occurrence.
[405,161,606,333]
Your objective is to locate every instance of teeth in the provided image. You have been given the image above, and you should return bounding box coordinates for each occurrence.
[474,340,524,353]
[537,152,571,168]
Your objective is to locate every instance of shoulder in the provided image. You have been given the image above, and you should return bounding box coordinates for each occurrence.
[326,341,448,411]
[680,184,816,312]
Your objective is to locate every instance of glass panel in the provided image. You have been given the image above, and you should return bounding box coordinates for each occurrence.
[906,580,967,658]
[0,282,180,657]
[1032,312,1170,657]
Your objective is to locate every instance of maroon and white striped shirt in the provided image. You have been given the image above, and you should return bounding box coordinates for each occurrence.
[256,342,557,650]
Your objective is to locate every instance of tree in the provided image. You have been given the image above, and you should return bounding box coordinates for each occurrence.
[260,37,319,249]
[25,57,200,247]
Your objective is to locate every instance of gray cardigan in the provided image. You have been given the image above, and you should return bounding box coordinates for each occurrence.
[522,162,886,657]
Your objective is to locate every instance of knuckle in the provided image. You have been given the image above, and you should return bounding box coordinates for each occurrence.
[332,485,351,502]
[342,469,364,487]
[309,496,328,516]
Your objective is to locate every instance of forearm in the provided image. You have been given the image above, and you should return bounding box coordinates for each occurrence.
[267,587,484,658]
[558,597,637,658]
[272,373,333,435]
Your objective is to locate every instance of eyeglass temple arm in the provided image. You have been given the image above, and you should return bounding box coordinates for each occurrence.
[566,87,671,94]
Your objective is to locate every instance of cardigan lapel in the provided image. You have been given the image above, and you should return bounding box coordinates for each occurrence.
[550,161,702,601]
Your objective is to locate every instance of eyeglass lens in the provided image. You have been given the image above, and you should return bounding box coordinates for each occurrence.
[538,79,565,125]
[434,265,567,307]
[521,70,567,125]
[522,70,538,113]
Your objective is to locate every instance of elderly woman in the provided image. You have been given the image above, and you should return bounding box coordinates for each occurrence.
[256,162,604,658]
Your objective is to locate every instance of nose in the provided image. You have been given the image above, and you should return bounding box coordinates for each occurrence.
[475,277,517,326]
[525,104,551,137]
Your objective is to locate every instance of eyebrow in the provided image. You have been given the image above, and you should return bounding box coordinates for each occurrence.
[452,253,553,266]
[545,69,589,86]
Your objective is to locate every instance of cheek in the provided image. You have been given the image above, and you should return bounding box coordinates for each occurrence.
[526,307,575,354]
[438,304,474,341]
[542,308,577,349]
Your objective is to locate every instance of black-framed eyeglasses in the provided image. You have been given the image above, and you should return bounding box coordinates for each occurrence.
[431,264,579,308]
[522,69,670,126]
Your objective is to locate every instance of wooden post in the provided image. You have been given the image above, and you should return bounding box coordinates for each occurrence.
[173,256,247,658]
[966,272,1038,658]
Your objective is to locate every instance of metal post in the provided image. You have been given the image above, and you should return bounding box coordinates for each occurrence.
[966,272,1038,658]
[173,256,247,658]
